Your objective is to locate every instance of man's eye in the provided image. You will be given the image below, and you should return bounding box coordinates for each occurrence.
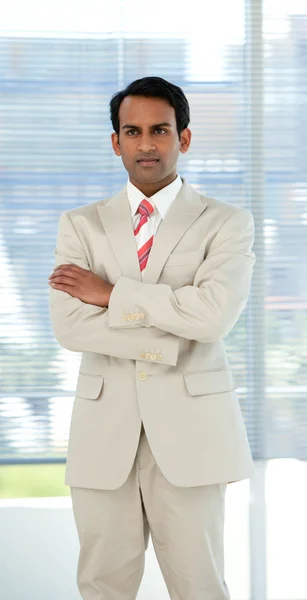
[125,128,167,135]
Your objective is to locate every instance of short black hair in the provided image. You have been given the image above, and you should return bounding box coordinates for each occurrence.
[109,76,190,138]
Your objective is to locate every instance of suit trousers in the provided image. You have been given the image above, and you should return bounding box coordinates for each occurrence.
[70,423,231,600]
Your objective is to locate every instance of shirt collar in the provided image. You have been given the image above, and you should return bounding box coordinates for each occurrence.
[127,174,183,220]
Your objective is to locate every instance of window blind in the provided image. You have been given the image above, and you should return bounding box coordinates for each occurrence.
[0,0,306,463]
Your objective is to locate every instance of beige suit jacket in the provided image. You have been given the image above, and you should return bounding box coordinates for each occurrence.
[49,177,256,490]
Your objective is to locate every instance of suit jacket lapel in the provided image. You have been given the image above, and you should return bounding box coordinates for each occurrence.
[96,185,142,282]
[96,178,208,285]
[142,178,208,284]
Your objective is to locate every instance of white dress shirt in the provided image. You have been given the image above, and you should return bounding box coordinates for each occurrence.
[127,174,183,277]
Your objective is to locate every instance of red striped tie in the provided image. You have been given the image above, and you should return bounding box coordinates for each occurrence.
[134,199,154,272]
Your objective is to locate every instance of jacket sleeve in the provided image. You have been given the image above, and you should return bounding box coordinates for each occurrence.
[107,208,256,343]
[48,211,180,366]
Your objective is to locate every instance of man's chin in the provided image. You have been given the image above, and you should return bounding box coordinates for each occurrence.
[131,169,163,183]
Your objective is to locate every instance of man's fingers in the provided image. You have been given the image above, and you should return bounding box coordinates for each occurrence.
[49,275,76,286]
[49,272,78,281]
[50,266,86,280]
[49,283,74,296]
[54,264,88,274]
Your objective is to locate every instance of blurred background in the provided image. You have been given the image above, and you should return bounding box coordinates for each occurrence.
[0,1,306,599]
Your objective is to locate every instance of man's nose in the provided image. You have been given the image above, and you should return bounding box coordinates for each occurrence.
[137,134,157,152]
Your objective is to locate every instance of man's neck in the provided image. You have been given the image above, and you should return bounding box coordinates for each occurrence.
[129,173,177,198]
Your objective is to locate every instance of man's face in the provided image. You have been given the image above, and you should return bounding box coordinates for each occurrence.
[111,95,191,191]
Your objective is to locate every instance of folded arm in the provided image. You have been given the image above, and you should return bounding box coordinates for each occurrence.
[108,208,256,343]
[49,211,180,366]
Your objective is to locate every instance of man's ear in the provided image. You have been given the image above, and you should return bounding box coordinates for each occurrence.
[179,128,192,154]
[111,132,121,156]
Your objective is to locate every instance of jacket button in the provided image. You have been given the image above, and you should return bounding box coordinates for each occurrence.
[138,372,148,381]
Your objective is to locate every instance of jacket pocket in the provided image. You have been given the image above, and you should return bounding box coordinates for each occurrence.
[183,368,235,396]
[75,373,104,400]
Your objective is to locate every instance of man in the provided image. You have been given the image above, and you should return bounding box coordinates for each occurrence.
[48,76,256,600]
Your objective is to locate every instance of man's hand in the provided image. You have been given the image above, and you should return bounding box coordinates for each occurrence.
[48,264,114,308]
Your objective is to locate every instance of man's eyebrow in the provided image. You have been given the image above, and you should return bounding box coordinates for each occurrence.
[122,122,172,130]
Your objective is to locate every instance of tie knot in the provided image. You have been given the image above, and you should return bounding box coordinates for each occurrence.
[137,199,154,217]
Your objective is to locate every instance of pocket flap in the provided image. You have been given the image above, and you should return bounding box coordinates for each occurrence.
[183,368,235,396]
[75,373,104,400]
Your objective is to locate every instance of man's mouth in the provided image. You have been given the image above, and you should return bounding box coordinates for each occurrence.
[137,158,159,167]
